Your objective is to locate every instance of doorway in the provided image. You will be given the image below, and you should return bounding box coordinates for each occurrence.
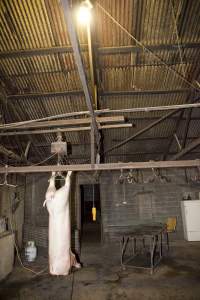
[80,184,101,243]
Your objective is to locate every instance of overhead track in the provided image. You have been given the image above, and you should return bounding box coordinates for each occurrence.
[0,160,199,174]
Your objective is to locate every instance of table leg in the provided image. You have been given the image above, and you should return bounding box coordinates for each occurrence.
[121,236,129,267]
[159,232,162,259]
[165,231,169,252]
[150,236,156,274]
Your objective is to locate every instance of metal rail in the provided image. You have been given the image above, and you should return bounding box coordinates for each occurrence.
[0,160,199,174]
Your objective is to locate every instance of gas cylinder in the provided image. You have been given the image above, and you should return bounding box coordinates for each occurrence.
[25,241,37,262]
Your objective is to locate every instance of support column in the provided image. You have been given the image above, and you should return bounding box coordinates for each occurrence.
[90,124,96,164]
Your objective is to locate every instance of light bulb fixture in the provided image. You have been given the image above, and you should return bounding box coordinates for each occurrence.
[77,0,93,26]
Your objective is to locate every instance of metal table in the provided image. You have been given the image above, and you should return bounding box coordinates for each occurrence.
[116,223,169,274]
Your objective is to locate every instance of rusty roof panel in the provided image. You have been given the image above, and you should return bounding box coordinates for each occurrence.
[100,93,188,119]
[0,0,199,164]
[95,0,200,47]
[0,0,87,52]
[99,65,192,91]
[14,94,87,120]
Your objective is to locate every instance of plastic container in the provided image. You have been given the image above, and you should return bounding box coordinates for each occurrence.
[25,241,37,262]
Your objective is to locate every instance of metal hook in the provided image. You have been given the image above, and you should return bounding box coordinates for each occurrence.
[0,165,17,188]
[119,169,125,184]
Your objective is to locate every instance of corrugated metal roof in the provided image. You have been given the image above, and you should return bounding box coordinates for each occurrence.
[96,0,200,46]
[0,0,200,164]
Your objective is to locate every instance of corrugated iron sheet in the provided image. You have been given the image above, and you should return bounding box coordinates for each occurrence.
[0,0,199,163]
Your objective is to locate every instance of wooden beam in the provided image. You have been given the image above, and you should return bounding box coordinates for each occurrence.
[164,93,194,159]
[7,88,190,100]
[61,0,100,144]
[182,108,192,148]
[174,134,182,151]
[7,90,84,100]
[0,160,199,174]
[163,110,185,160]
[0,145,23,162]
[2,116,125,131]
[99,103,200,113]
[98,43,200,55]
[0,123,133,136]
[0,45,87,59]
[104,109,182,155]
[104,96,200,155]
[5,136,199,149]
[170,137,200,160]
[101,89,190,97]
[0,43,199,59]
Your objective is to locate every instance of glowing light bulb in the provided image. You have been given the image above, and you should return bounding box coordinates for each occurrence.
[77,1,92,25]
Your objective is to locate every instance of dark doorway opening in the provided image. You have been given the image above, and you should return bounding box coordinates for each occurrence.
[80,184,101,243]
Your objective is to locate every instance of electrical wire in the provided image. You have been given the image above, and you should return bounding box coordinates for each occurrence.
[9,214,47,276]
[30,153,57,166]
[92,184,95,207]
[96,2,200,91]
[0,153,57,170]
[170,0,185,76]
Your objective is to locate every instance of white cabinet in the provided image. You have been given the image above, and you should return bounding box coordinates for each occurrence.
[181,200,200,241]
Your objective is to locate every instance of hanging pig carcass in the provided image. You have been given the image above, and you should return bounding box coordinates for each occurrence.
[43,171,81,275]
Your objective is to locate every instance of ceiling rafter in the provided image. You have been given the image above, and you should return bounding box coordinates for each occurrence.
[6,88,190,100]
[170,137,200,160]
[61,0,100,146]
[0,43,199,59]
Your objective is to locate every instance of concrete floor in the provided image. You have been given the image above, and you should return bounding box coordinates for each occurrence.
[0,235,200,300]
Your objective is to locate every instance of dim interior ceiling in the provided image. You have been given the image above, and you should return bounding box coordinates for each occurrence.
[0,0,200,166]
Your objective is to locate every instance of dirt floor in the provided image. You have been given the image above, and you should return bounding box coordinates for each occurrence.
[1,232,200,300]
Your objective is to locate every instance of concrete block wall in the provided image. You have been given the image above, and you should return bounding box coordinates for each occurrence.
[100,169,200,242]
[23,174,49,248]
[23,169,200,247]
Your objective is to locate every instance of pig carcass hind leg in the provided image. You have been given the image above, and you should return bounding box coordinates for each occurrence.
[71,251,81,269]
[43,172,56,207]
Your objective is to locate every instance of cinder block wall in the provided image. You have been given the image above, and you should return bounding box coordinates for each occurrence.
[24,174,49,248]
[24,169,200,247]
[100,169,200,242]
